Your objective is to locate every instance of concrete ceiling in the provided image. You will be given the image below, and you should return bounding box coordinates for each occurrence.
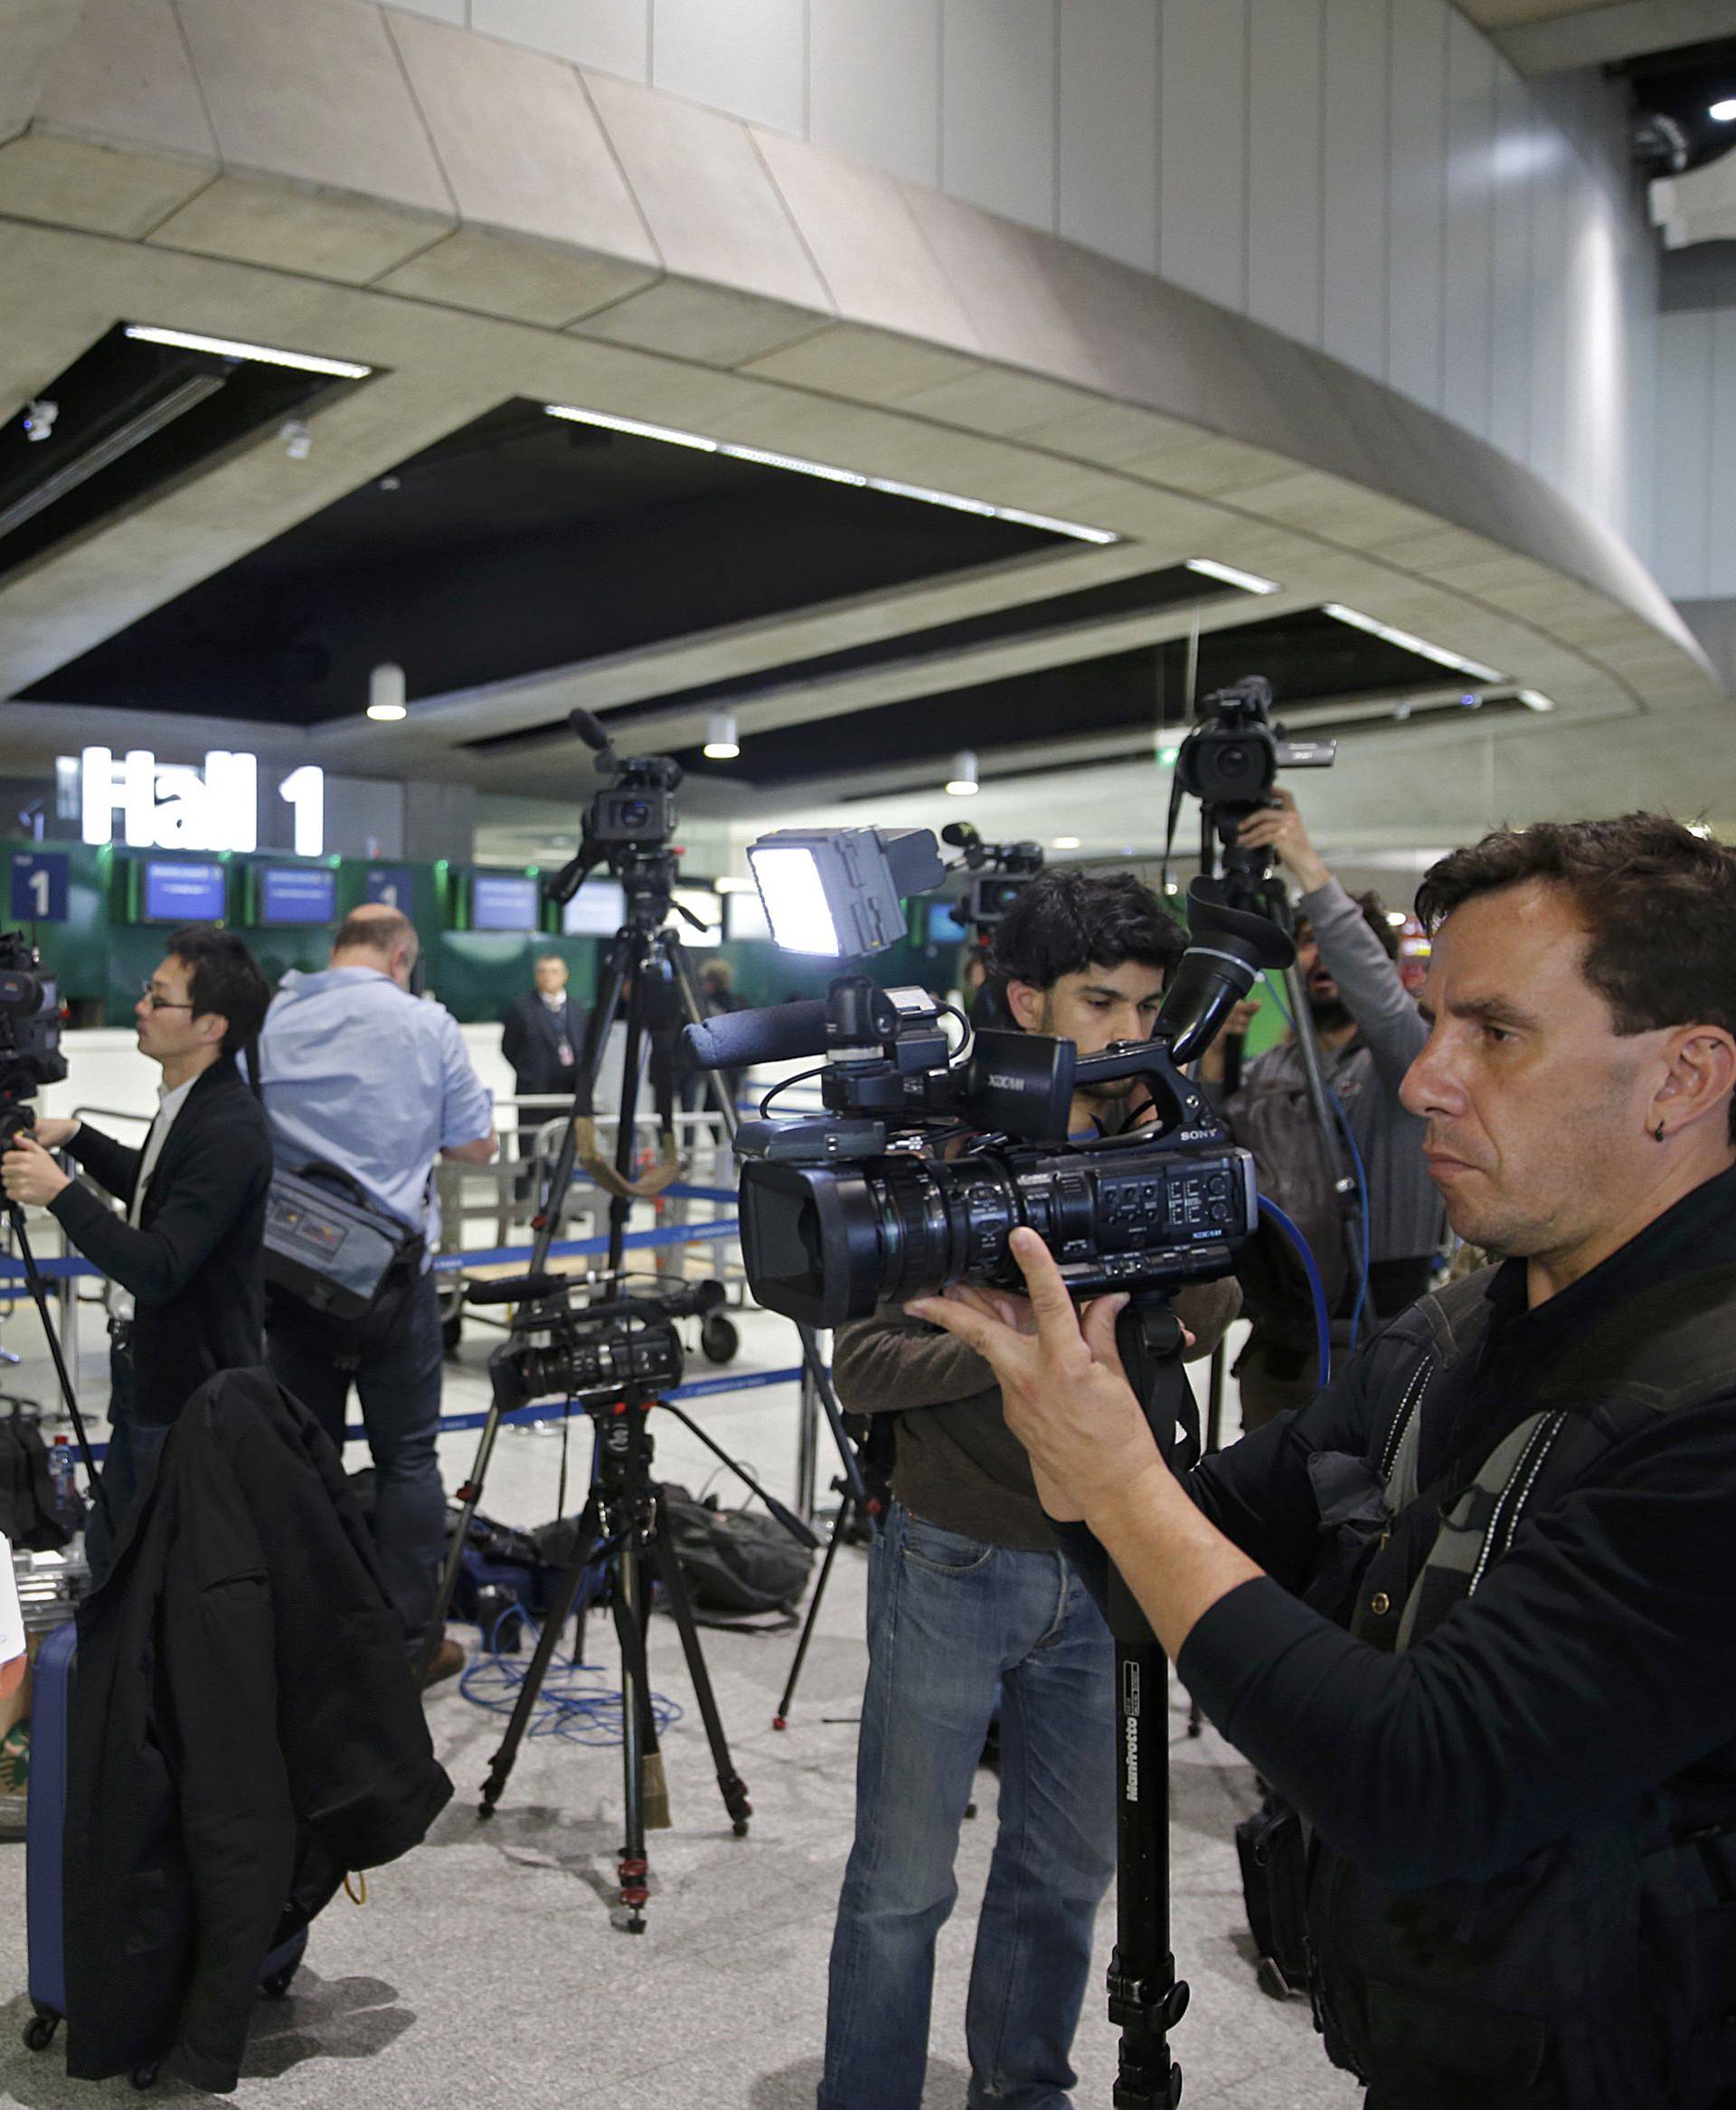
[0,0,1725,875]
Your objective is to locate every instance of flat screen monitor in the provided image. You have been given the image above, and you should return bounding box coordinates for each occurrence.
[143,860,225,923]
[472,872,541,932]
[258,865,335,926]
[723,889,771,943]
[561,881,626,937]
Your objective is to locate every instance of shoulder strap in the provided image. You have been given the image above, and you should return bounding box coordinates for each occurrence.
[1389,1259,1736,1652]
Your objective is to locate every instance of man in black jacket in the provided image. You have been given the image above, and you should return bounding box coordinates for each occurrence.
[2,924,271,1582]
[911,816,1736,2107]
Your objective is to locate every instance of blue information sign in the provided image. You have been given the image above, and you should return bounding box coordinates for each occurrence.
[259,866,336,926]
[9,850,68,924]
[144,860,226,923]
[472,873,541,932]
[363,866,415,913]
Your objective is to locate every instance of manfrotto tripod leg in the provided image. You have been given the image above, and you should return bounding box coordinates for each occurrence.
[477,1483,605,1819]
[773,1486,854,1730]
[1104,1297,1197,2110]
[5,1204,108,1518]
[609,1422,653,1932]
[646,1476,751,1834]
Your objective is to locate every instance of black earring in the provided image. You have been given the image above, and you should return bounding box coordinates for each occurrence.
[1655,1121,1667,1142]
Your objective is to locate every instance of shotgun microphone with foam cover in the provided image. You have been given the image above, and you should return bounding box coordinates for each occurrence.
[682,998,830,1072]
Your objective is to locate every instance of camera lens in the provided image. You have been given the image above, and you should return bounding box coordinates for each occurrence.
[621,799,651,828]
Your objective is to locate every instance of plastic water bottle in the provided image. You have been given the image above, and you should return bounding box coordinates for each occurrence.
[47,1434,77,1515]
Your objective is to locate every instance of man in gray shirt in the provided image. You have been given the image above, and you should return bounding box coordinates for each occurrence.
[1197,790,1444,1428]
[258,905,495,1684]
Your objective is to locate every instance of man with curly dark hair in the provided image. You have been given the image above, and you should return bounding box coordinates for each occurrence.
[819,866,1241,2110]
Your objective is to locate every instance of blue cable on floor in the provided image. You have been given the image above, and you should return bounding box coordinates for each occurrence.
[457,1598,685,1746]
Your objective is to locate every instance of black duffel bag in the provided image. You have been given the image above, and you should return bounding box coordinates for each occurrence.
[660,1483,813,1622]
[1235,1789,1311,2001]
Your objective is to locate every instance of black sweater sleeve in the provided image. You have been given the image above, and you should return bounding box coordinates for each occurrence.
[1175,1396,1736,1890]
[62,1121,142,1209]
[50,1118,269,1306]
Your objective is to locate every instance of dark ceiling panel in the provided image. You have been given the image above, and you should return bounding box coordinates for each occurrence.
[0,323,362,589]
[672,609,1477,789]
[465,562,1240,756]
[23,399,1060,725]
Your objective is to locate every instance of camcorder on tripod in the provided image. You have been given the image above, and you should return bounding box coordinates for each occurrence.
[684,824,1295,2108]
[465,1266,813,1932]
[938,821,1044,941]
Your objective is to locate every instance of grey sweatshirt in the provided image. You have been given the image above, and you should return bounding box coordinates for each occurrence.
[1228,875,1444,1268]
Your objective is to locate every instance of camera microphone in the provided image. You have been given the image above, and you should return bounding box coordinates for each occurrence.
[940,821,982,852]
[683,998,830,1071]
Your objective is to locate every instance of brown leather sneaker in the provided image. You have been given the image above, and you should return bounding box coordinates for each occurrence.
[419,1636,466,1690]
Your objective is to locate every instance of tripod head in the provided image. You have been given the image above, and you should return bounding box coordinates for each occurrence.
[542,709,706,938]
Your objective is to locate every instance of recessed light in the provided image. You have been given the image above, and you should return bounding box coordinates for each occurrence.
[1053,836,1080,849]
[1712,98,1736,122]
[540,404,1118,543]
[1321,604,1503,683]
[1186,557,1281,595]
[124,324,372,379]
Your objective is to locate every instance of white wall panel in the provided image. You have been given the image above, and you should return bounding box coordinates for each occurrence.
[1527,134,1571,497]
[1058,0,1157,272]
[1247,0,1323,348]
[1322,0,1389,383]
[652,0,806,136]
[472,0,647,79]
[940,0,1057,232]
[1387,0,1448,413]
[1488,63,1533,467]
[1652,312,1713,601]
[1159,0,1247,312]
[809,0,941,187]
[1709,311,1736,598]
[1442,10,1495,440]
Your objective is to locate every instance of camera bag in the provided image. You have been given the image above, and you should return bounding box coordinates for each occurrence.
[660,1484,813,1623]
[1234,1790,1310,2000]
[0,1410,72,1553]
[262,1163,423,1321]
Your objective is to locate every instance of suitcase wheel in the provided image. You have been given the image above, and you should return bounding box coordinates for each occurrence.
[130,2063,160,2091]
[23,2012,60,2052]
[700,1314,739,1365]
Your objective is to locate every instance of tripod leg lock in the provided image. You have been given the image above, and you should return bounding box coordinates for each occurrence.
[1107,1954,1191,2034]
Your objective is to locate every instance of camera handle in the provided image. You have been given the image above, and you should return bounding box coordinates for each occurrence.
[1100,1290,1202,2110]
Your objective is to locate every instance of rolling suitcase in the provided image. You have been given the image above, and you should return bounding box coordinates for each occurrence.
[22,1621,307,2090]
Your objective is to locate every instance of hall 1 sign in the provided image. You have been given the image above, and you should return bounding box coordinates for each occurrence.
[78,749,324,857]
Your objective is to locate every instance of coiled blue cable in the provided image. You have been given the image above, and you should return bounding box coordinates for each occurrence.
[457,1595,685,1746]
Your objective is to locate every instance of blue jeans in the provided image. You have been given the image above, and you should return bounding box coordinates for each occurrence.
[266,1271,446,1649]
[85,1344,171,1589]
[821,1501,1117,2110]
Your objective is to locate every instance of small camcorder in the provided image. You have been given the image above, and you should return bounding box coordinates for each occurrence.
[0,931,66,1145]
[470,1273,725,1412]
[684,830,1293,1327]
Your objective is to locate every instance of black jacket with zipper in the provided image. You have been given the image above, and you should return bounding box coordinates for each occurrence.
[1060,1163,1736,2106]
[63,1367,453,2091]
[48,1054,271,1424]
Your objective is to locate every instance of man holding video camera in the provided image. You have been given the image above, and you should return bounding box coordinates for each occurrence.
[821,869,1241,2110]
[1,925,272,1583]
[914,815,1736,2108]
[259,906,495,1682]
[1196,788,1443,1429]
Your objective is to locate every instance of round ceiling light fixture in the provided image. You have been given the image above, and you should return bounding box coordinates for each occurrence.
[944,750,979,796]
[366,662,407,722]
[703,710,741,760]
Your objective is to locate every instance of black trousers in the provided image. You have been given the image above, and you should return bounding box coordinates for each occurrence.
[266,1273,445,1648]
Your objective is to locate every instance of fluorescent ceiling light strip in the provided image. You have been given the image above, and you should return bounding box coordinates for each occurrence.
[1322,604,1503,683]
[719,442,866,486]
[1517,689,1557,713]
[865,476,997,517]
[543,403,717,451]
[994,505,1118,544]
[123,325,372,380]
[539,404,1118,539]
[1186,557,1282,595]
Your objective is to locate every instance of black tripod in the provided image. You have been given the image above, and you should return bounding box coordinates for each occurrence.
[1102,1289,1205,2110]
[2,1174,108,1532]
[476,1375,764,1931]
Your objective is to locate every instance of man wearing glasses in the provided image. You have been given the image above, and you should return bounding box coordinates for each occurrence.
[0,926,273,1581]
